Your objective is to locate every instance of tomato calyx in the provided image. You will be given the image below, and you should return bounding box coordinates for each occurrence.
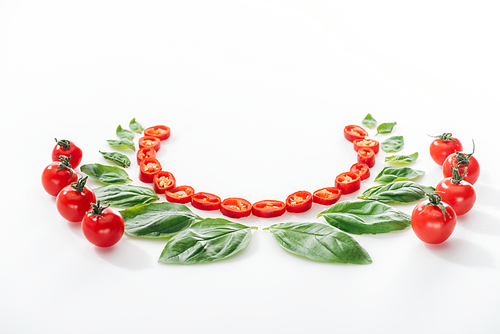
[87,201,110,217]
[55,155,75,180]
[429,133,460,146]
[71,175,89,192]
[453,140,475,169]
[450,166,467,184]
[421,193,452,220]
[55,138,72,149]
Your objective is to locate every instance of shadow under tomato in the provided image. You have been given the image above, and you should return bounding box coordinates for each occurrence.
[424,238,497,269]
[457,205,500,236]
[94,238,153,271]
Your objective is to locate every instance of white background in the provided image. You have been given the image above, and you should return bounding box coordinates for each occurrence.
[1,1,500,333]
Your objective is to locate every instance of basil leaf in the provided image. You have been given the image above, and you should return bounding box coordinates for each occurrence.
[159,218,254,264]
[80,163,131,184]
[99,151,131,168]
[94,184,159,208]
[381,135,404,152]
[358,181,433,204]
[375,166,425,184]
[385,152,418,164]
[376,122,397,135]
[129,118,144,133]
[116,125,135,141]
[317,200,411,235]
[362,113,377,129]
[265,222,372,264]
[121,202,201,238]
[107,139,135,151]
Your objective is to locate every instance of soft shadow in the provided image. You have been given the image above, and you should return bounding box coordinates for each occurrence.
[94,239,153,271]
[425,238,498,268]
[458,207,500,236]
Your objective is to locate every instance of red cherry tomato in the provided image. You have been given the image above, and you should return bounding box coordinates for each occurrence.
[136,147,156,165]
[350,162,370,180]
[56,176,96,222]
[436,168,476,215]
[353,138,379,154]
[52,138,83,168]
[286,190,313,213]
[82,202,124,247]
[139,157,162,183]
[144,125,171,141]
[41,156,78,196]
[165,185,195,204]
[252,200,286,218]
[442,146,480,184]
[335,172,361,195]
[357,147,376,168]
[344,125,368,142]
[220,197,252,218]
[191,192,221,210]
[429,133,462,165]
[153,171,176,194]
[411,194,457,244]
[138,136,161,152]
[312,187,341,206]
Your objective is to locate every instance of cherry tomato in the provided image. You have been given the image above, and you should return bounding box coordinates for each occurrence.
[82,202,124,247]
[312,187,341,206]
[139,157,162,183]
[165,185,195,204]
[136,147,156,165]
[350,162,370,180]
[252,200,286,218]
[41,156,78,196]
[144,125,171,141]
[153,171,176,194]
[191,192,221,210]
[429,133,462,165]
[436,168,476,216]
[56,176,96,222]
[353,138,379,154]
[220,197,252,218]
[442,144,480,184]
[335,172,361,195]
[357,147,376,168]
[344,125,368,142]
[411,193,457,244]
[138,136,161,152]
[286,190,313,213]
[52,138,83,168]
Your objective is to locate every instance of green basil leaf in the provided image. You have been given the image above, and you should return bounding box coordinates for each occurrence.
[107,139,135,151]
[265,222,372,264]
[121,202,201,238]
[159,218,254,264]
[376,122,397,135]
[362,113,377,129]
[80,163,131,184]
[99,151,131,168]
[385,152,419,164]
[375,166,425,184]
[317,200,411,235]
[116,125,135,141]
[381,135,404,152]
[129,118,144,133]
[94,184,159,208]
[358,181,434,204]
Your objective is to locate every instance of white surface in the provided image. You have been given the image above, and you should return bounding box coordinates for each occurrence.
[1,1,500,333]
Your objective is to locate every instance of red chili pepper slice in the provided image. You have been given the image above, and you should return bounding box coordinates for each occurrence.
[252,200,286,218]
[220,197,252,218]
[335,172,361,194]
[344,125,368,142]
[353,138,379,154]
[153,171,176,194]
[138,136,161,152]
[139,157,162,183]
[165,185,195,204]
[350,162,371,180]
[136,147,156,165]
[312,187,341,206]
[286,190,313,213]
[144,125,171,141]
[357,147,376,168]
[191,192,221,211]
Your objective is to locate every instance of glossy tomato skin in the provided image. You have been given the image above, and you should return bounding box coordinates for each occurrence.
[357,147,376,168]
[220,197,252,218]
[312,187,341,206]
[436,178,476,215]
[82,207,124,247]
[344,125,368,142]
[442,153,480,185]
[191,192,221,210]
[52,139,83,168]
[252,200,286,218]
[411,200,457,244]
[41,161,78,196]
[335,172,361,195]
[286,190,313,213]
[430,137,462,165]
[144,125,171,141]
[165,185,195,204]
[56,183,96,222]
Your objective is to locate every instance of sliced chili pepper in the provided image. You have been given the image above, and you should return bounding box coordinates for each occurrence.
[139,157,162,183]
[353,138,379,154]
[312,187,341,206]
[220,197,252,218]
[350,162,370,180]
[252,200,286,218]
[344,125,368,142]
[153,171,176,194]
[335,172,361,194]
[136,147,156,165]
[286,190,313,213]
[138,136,161,152]
[191,192,221,211]
[165,185,195,204]
[357,147,376,168]
[144,125,171,141]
